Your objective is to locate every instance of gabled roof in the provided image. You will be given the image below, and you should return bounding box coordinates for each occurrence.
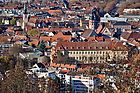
[40,32,71,42]
[55,41,127,51]
[29,18,37,23]
[129,32,140,39]
[81,29,97,38]
[120,31,132,40]
[96,24,103,34]
[33,63,45,68]
[50,63,77,69]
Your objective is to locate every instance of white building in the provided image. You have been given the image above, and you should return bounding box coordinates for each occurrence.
[65,75,94,93]
[100,13,127,23]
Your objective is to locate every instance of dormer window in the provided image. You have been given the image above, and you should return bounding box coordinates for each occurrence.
[77,47,80,49]
[65,47,68,49]
[118,47,120,50]
[106,47,108,49]
[89,47,92,49]
[99,47,102,49]
[83,47,86,49]
[71,47,74,49]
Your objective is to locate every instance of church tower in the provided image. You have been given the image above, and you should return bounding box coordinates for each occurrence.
[22,3,28,31]
[91,7,100,30]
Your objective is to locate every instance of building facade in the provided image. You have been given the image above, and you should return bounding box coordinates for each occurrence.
[53,41,128,63]
[65,75,94,93]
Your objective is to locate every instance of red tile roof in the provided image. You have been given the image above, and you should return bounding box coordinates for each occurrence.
[96,24,103,34]
[55,41,128,51]
[48,10,63,15]
[50,63,77,69]
[40,32,72,42]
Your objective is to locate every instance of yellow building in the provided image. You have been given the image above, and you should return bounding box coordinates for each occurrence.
[52,41,128,63]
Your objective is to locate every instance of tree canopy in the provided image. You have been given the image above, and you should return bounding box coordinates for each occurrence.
[27,29,39,37]
[0,65,40,93]
[10,18,16,25]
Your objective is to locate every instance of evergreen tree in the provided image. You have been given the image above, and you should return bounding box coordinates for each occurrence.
[38,40,46,53]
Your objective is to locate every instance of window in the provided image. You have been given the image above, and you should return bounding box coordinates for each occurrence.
[76,57,78,59]
[97,57,98,60]
[82,57,84,60]
[79,57,81,60]
[91,52,93,54]
[85,52,87,54]
[85,57,87,61]
[89,47,92,49]
[71,47,74,49]
[65,47,67,49]
[79,52,81,54]
[83,47,86,49]
[97,52,98,54]
[77,47,80,49]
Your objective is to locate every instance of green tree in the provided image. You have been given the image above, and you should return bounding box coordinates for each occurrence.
[10,18,16,25]
[27,29,39,36]
[0,18,3,25]
[0,56,14,73]
[38,40,46,53]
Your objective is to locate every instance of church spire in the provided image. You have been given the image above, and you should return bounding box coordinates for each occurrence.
[22,3,28,32]
[23,3,28,14]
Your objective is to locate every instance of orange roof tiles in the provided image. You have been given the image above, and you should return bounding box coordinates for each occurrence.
[29,18,37,23]
[97,74,106,79]
[48,10,62,15]
[50,63,77,69]
[60,69,70,74]
[96,24,103,34]
[39,27,74,32]
[88,36,103,42]
[40,32,71,42]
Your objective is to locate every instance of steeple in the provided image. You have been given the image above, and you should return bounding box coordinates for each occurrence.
[92,7,100,30]
[22,3,28,32]
[23,3,28,14]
